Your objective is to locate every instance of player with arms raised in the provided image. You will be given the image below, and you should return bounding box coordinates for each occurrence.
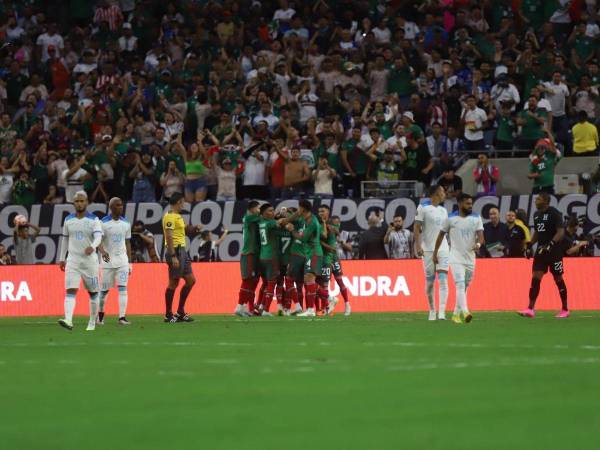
[57,191,103,331]
[235,200,261,317]
[414,185,450,320]
[434,193,484,324]
[98,197,132,325]
[518,192,569,318]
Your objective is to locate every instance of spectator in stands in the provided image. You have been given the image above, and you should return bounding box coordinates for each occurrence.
[403,133,433,197]
[505,210,527,258]
[281,147,310,199]
[517,96,547,153]
[240,143,269,200]
[481,207,509,258]
[334,215,354,260]
[0,244,12,265]
[341,126,369,198]
[438,165,462,199]
[129,151,157,203]
[0,156,18,204]
[130,220,159,263]
[540,71,571,151]
[495,103,516,151]
[572,111,599,155]
[528,138,560,194]
[313,156,336,199]
[358,213,388,260]
[384,216,413,259]
[461,95,488,152]
[197,229,228,262]
[11,171,36,207]
[214,157,237,202]
[159,160,184,202]
[63,156,91,203]
[13,221,40,265]
[473,153,499,197]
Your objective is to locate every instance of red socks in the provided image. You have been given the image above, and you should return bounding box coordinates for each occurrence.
[305,282,316,309]
[263,281,276,312]
[284,277,296,310]
[335,277,349,303]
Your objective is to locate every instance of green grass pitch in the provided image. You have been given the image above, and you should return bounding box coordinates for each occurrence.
[1,312,599,450]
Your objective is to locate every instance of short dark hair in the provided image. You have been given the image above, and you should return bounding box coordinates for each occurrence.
[133,220,144,228]
[260,203,273,214]
[428,184,442,197]
[169,192,184,205]
[318,204,330,211]
[457,193,473,203]
[537,191,551,203]
[298,199,313,212]
[248,200,260,210]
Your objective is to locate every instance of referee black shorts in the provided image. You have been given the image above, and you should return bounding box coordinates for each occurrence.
[532,247,564,276]
[167,246,193,279]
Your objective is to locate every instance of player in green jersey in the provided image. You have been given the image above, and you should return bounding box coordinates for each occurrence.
[287,199,325,317]
[254,203,286,316]
[281,209,307,315]
[318,205,351,316]
[275,207,295,316]
[234,201,261,317]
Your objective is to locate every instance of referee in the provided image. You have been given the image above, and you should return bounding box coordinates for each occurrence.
[162,192,201,323]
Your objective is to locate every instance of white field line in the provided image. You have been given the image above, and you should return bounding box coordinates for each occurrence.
[2,341,600,352]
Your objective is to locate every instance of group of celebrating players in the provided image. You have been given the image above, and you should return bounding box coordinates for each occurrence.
[54,184,571,331]
[234,199,351,318]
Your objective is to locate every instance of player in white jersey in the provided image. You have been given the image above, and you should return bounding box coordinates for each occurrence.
[98,198,132,325]
[414,185,450,320]
[433,193,484,324]
[58,191,103,331]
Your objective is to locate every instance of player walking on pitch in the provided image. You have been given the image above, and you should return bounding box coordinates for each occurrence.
[518,192,570,318]
[98,197,132,325]
[58,191,103,331]
[433,193,484,324]
[414,185,450,320]
[162,192,201,323]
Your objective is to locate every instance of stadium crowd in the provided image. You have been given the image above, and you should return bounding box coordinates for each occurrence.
[2,1,600,207]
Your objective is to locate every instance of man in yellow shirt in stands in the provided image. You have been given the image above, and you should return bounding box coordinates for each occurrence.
[572,111,598,155]
[162,192,202,323]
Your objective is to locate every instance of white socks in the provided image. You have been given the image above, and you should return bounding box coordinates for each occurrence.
[426,276,435,311]
[89,292,99,323]
[64,293,76,322]
[455,282,468,315]
[438,272,448,316]
[118,286,128,318]
[98,287,128,318]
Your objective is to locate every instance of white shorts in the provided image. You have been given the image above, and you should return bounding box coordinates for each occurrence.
[101,266,129,291]
[450,263,475,288]
[65,262,100,292]
[423,250,449,279]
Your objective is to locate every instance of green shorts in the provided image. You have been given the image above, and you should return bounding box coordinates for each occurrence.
[304,254,324,276]
[240,254,258,280]
[259,258,280,281]
[321,259,342,282]
[287,254,305,280]
[331,259,343,277]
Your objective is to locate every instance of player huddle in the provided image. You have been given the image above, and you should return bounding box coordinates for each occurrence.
[234,200,351,317]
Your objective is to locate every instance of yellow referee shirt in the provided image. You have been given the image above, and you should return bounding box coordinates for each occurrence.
[162,211,186,248]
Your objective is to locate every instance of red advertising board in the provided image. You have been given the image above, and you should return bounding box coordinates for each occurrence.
[1,259,599,317]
